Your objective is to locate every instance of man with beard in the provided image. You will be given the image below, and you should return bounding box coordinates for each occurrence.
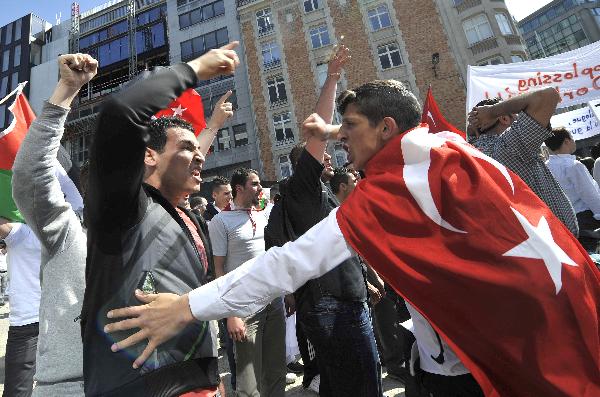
[208,168,285,396]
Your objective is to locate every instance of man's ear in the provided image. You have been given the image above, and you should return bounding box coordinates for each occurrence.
[498,115,512,127]
[144,147,158,167]
[381,117,399,140]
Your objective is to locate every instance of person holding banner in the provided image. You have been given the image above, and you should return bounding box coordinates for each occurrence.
[468,87,579,237]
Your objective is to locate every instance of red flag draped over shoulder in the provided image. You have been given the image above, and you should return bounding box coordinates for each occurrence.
[0,82,36,222]
[421,86,465,139]
[154,88,206,136]
[336,125,600,397]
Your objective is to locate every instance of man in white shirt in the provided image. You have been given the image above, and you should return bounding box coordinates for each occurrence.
[545,127,600,233]
[0,219,41,397]
[208,168,285,396]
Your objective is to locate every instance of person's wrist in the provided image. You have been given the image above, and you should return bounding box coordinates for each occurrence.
[180,294,195,324]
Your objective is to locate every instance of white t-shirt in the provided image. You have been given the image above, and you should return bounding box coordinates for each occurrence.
[0,251,7,272]
[4,223,41,326]
[208,204,269,274]
[405,302,470,376]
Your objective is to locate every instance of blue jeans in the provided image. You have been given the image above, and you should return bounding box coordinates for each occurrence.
[299,297,383,397]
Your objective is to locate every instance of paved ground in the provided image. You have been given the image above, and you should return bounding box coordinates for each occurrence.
[0,302,404,396]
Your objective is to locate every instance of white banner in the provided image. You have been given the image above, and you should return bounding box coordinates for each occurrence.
[589,98,600,123]
[467,40,600,113]
[550,106,600,141]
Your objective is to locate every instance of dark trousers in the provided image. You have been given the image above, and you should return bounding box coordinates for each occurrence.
[219,319,236,389]
[421,372,484,397]
[299,297,383,397]
[295,319,319,387]
[3,322,39,397]
[372,288,412,375]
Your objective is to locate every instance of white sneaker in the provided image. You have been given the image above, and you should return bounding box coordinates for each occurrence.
[306,374,320,394]
[285,372,297,385]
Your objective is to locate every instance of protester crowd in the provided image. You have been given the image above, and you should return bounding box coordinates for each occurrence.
[0,40,598,397]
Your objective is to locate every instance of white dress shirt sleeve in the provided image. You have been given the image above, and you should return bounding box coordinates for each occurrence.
[571,161,600,219]
[188,208,354,320]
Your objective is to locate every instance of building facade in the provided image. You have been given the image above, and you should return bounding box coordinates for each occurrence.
[238,0,522,180]
[436,0,528,80]
[167,0,261,179]
[518,0,600,60]
[0,14,51,129]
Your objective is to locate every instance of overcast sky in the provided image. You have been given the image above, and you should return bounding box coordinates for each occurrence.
[505,0,554,21]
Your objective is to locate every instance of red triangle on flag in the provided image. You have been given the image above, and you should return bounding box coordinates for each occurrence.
[154,88,206,136]
[0,82,36,170]
[421,86,465,139]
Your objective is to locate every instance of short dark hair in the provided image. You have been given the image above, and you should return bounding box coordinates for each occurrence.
[591,143,600,160]
[329,167,351,194]
[189,196,205,208]
[231,168,258,199]
[289,143,306,172]
[544,127,572,151]
[579,157,594,175]
[211,175,230,193]
[147,116,194,152]
[475,97,503,107]
[337,80,421,133]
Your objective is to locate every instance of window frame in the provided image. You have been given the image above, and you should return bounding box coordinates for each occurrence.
[309,24,331,49]
[368,4,392,31]
[377,42,403,70]
[495,13,513,36]
[463,14,494,46]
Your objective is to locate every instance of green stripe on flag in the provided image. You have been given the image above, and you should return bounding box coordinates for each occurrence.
[0,169,24,223]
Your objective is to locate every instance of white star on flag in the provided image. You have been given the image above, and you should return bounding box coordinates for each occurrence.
[503,207,578,294]
[171,104,186,117]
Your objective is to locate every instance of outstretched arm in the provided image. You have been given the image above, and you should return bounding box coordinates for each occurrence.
[12,54,95,254]
[197,90,234,156]
[305,45,350,163]
[104,208,353,368]
[87,42,240,229]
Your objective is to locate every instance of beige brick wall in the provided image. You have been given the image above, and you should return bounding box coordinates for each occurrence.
[329,0,378,89]
[392,0,466,128]
[278,7,318,130]
[241,20,276,180]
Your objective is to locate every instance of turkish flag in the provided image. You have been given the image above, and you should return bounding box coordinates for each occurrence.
[0,82,36,170]
[154,88,206,136]
[0,82,36,222]
[337,125,600,397]
[421,86,465,139]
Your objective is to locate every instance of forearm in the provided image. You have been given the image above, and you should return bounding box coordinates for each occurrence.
[214,256,226,278]
[48,80,80,108]
[197,127,218,157]
[188,208,354,320]
[315,76,339,124]
[490,87,559,125]
[12,102,73,250]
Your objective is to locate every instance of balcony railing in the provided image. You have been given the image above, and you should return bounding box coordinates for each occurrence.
[258,24,275,37]
[238,0,259,7]
[455,0,482,13]
[469,36,499,55]
[269,98,288,109]
[504,34,523,46]
[275,137,296,147]
[264,58,281,70]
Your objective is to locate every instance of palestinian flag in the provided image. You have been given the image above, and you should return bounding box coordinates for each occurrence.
[0,82,36,222]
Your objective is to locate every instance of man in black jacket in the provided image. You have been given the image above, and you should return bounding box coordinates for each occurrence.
[82,43,238,396]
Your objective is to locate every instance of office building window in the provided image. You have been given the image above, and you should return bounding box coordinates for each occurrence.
[217,128,231,151]
[309,24,330,49]
[527,13,589,59]
[179,0,225,29]
[2,50,9,72]
[279,155,292,178]
[233,124,248,147]
[495,13,513,35]
[368,4,392,31]
[304,0,320,13]
[257,8,274,35]
[378,42,402,69]
[267,76,287,105]
[511,54,524,63]
[273,112,294,143]
[10,72,18,91]
[14,19,21,39]
[180,27,228,61]
[75,132,91,164]
[13,44,20,67]
[4,23,12,45]
[262,41,281,68]
[0,105,4,128]
[463,14,493,45]
[0,76,7,98]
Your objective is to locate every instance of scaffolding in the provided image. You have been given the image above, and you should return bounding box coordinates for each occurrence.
[69,2,80,53]
[127,0,137,78]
